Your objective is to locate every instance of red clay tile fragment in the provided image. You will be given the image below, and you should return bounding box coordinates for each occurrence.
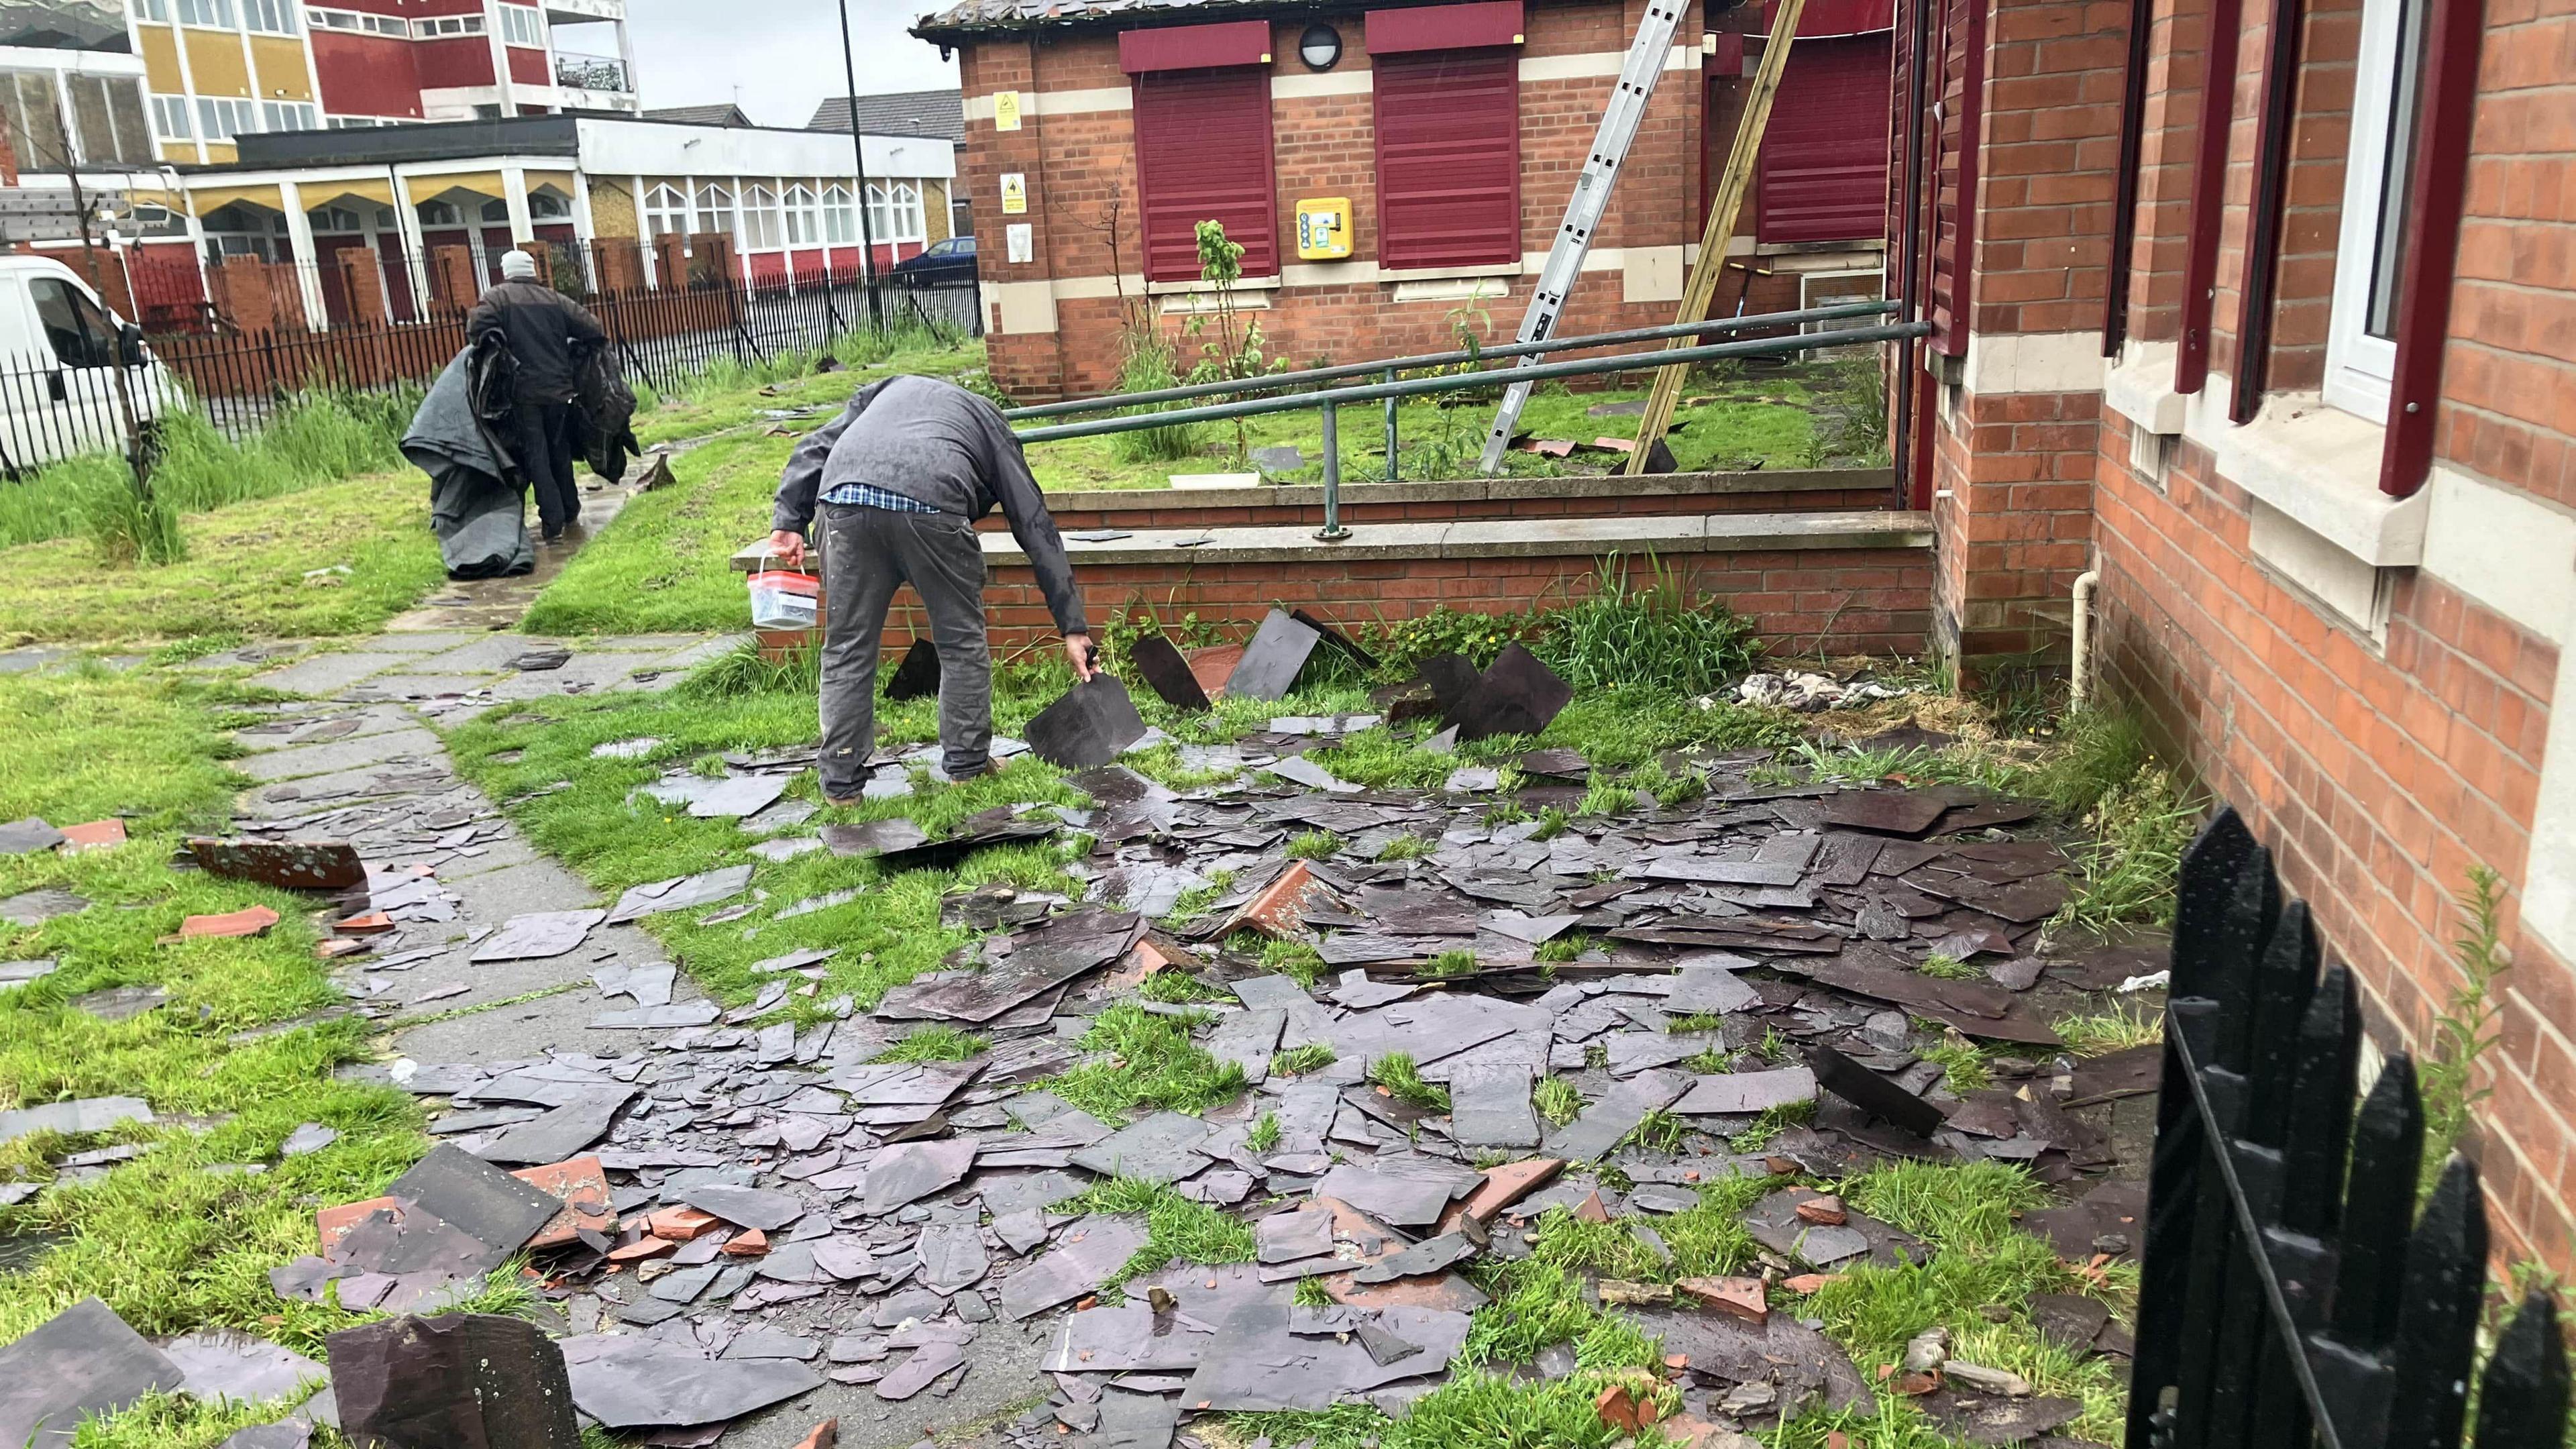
[1796,1194,1847,1226]
[58,819,125,853]
[790,1421,839,1449]
[170,905,280,941]
[1678,1275,1769,1324]
[1572,1189,1611,1224]
[335,910,396,935]
[1460,1157,1562,1224]
[647,1206,722,1242]
[1595,1384,1640,1434]
[721,1228,771,1257]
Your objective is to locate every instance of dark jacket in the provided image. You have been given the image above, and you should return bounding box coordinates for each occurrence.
[464,278,605,402]
[570,343,642,482]
[772,374,1087,637]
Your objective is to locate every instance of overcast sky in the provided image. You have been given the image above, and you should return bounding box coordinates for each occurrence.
[608,0,962,129]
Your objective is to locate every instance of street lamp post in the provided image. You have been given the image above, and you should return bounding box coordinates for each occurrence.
[835,0,885,329]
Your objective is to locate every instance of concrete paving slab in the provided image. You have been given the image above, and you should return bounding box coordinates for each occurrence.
[356,675,498,700]
[0,647,76,674]
[412,635,567,676]
[239,763,447,818]
[487,654,671,700]
[366,631,485,651]
[250,651,409,696]
[230,705,418,753]
[235,727,444,782]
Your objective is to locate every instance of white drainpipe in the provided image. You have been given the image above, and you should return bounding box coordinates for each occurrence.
[2070,570,2101,708]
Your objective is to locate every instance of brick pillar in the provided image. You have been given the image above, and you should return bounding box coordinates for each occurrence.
[428,244,477,313]
[595,236,644,294]
[336,246,387,325]
[209,257,278,333]
[517,240,551,287]
[652,232,689,290]
[1913,0,2129,686]
[686,232,737,288]
[266,260,310,332]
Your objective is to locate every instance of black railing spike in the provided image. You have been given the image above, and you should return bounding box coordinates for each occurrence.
[2330,1052,2426,1346]
[2206,843,2280,1078]
[2277,961,2360,1236]
[2474,1291,2571,1448]
[2380,1155,2488,1449]
[2241,899,2320,1147]
[2171,806,2259,1000]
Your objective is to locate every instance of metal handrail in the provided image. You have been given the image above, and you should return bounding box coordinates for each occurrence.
[1014,321,1927,541]
[1004,299,1896,420]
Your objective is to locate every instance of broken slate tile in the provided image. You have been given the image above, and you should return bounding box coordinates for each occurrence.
[1448,1063,1540,1150]
[0,1095,153,1146]
[874,1340,966,1401]
[1540,1069,1691,1161]
[1257,1207,1336,1265]
[639,773,788,820]
[0,1298,184,1447]
[0,817,66,854]
[1205,1008,1286,1082]
[999,1214,1153,1320]
[1069,1111,1214,1184]
[1811,1045,1945,1136]
[1224,610,1325,702]
[0,957,56,991]
[606,865,755,925]
[865,1140,979,1216]
[160,1332,323,1407]
[683,1183,806,1232]
[558,1333,823,1430]
[470,910,604,963]
[1,889,88,927]
[916,1222,989,1293]
[1667,956,1762,1015]
[1671,1067,1818,1116]
[1028,675,1151,769]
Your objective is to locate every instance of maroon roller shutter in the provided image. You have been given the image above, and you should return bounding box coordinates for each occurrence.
[1132,66,1279,282]
[1757,34,1893,244]
[1925,0,1984,356]
[1373,49,1520,270]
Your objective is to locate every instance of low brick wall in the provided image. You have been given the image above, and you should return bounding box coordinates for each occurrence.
[914,511,1935,659]
[1004,468,1896,534]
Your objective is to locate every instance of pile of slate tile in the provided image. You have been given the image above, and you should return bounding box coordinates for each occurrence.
[238,705,2147,1446]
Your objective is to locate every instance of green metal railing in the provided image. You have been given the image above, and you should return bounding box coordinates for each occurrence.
[1010,312,1929,541]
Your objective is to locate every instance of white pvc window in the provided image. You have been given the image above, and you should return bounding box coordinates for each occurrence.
[412,13,485,37]
[743,184,783,249]
[194,95,258,140]
[496,3,545,48]
[644,182,688,236]
[260,100,316,132]
[822,184,856,244]
[693,182,735,239]
[176,0,235,26]
[784,183,818,245]
[866,180,922,243]
[2324,0,2432,422]
[242,0,296,35]
[151,94,192,140]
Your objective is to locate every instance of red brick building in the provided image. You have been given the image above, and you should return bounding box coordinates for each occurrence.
[915,0,1900,400]
[1892,0,2576,1269]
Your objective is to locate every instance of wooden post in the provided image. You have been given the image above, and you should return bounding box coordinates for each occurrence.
[1626,0,1807,476]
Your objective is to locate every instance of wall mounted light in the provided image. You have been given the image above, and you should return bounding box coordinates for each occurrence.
[1298,22,1342,70]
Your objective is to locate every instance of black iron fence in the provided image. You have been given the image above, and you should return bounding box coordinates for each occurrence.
[102,236,975,445]
[2131,806,2571,1448]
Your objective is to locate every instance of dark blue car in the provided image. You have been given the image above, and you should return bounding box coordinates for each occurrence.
[891,235,977,288]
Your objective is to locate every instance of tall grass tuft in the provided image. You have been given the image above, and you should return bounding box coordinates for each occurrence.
[1110,332,1201,464]
[1525,554,1764,697]
[77,473,186,564]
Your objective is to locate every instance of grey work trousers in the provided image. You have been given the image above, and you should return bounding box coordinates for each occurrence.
[817,502,993,796]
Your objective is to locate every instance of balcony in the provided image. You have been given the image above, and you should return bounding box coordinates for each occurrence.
[554,54,631,93]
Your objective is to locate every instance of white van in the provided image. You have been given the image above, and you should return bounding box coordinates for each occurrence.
[0,254,181,472]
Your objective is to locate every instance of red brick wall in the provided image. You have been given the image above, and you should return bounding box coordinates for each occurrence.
[956,0,1859,400]
[877,543,1932,657]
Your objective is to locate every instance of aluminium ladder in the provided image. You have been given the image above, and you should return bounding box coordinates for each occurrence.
[1474,0,1690,475]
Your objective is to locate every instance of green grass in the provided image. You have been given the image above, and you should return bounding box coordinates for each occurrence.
[1533,1075,1582,1127]
[1423,948,1479,978]
[1045,1003,1248,1119]
[1920,1038,1994,1093]
[2055,763,2200,931]
[1284,830,1341,860]
[1366,1052,1451,1113]
[1049,1177,1254,1291]
[1272,1043,1338,1077]
[1246,1112,1281,1153]
[0,471,446,644]
[0,390,416,555]
[0,667,458,1446]
[1917,951,1981,981]
[873,1026,989,1062]
[2053,1002,2164,1055]
[1137,969,1228,1004]
[1019,360,1856,493]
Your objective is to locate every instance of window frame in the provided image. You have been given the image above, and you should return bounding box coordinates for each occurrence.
[693,182,737,240]
[822,183,856,244]
[743,183,784,250]
[2324,0,2427,423]
[496,3,545,48]
[175,0,235,27]
[644,182,689,237]
[241,0,295,36]
[151,93,192,140]
[29,276,119,369]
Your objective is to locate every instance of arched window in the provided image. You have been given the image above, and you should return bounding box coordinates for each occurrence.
[529,191,567,219]
[643,183,688,237]
[822,184,856,245]
[480,198,509,223]
[743,184,782,250]
[784,183,818,246]
[418,199,461,227]
[866,180,924,243]
[693,182,735,239]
